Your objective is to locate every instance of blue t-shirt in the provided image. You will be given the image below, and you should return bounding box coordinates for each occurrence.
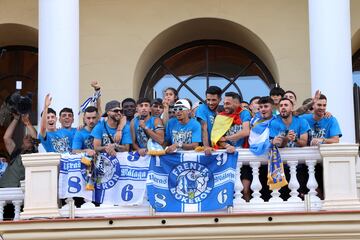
[166,118,201,145]
[269,115,310,147]
[39,128,76,153]
[72,128,93,150]
[133,116,157,148]
[225,109,252,147]
[122,120,132,145]
[91,120,132,146]
[195,104,216,145]
[301,113,342,140]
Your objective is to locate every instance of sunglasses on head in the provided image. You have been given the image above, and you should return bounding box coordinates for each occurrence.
[173,107,189,112]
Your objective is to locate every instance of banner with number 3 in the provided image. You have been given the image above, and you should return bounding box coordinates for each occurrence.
[94,152,150,205]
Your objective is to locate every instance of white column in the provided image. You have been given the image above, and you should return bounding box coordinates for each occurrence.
[308,0,355,143]
[38,0,79,127]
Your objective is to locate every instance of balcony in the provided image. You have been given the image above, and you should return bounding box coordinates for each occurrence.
[0,144,359,240]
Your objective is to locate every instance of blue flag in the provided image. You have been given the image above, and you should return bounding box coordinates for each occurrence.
[147,151,238,212]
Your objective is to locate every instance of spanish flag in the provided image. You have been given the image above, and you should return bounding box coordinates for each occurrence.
[211,107,243,148]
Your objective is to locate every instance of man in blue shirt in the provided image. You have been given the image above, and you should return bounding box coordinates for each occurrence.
[269,97,310,199]
[269,98,310,148]
[165,99,201,153]
[114,98,136,144]
[301,94,342,145]
[72,106,99,156]
[39,94,76,153]
[195,86,222,155]
[130,98,164,156]
[92,100,131,156]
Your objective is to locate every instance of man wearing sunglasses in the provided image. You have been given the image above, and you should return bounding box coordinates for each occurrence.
[301,94,341,146]
[165,99,201,153]
[92,100,132,156]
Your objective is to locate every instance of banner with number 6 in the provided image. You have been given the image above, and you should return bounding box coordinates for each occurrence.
[147,151,238,212]
[94,152,150,205]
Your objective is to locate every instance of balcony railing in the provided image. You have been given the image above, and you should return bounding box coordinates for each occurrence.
[0,144,359,221]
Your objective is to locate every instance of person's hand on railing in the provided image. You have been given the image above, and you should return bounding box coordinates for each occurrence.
[138,148,147,156]
[204,146,213,155]
[272,136,283,147]
[165,144,177,154]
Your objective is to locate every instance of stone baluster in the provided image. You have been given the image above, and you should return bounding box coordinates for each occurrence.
[287,160,301,202]
[249,161,264,203]
[0,200,5,221]
[233,161,245,204]
[269,189,282,203]
[306,160,321,206]
[12,200,23,221]
[81,199,95,208]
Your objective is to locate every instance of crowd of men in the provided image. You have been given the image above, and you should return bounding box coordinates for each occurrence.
[0,81,342,203]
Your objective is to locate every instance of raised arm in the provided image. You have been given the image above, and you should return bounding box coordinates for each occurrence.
[22,114,37,139]
[294,90,321,116]
[40,94,52,138]
[3,114,19,155]
[91,80,102,116]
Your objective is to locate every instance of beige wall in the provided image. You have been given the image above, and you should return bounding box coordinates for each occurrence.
[2,0,360,107]
[0,0,37,47]
[351,0,360,55]
[80,0,311,105]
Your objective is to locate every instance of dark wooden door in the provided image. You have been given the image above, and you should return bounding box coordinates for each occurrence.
[0,46,38,155]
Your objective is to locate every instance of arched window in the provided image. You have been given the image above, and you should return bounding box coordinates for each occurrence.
[140,40,275,104]
[352,50,360,143]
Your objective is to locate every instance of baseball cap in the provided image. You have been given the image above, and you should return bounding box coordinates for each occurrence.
[174,99,191,110]
[151,98,163,105]
[103,100,121,117]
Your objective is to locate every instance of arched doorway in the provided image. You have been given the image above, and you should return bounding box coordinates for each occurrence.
[0,46,38,154]
[140,40,274,104]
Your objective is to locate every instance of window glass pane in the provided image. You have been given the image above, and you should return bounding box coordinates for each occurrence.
[143,40,275,108]
[235,76,270,102]
[208,45,252,79]
[153,74,180,99]
[209,76,241,102]
[178,75,206,103]
[353,71,360,85]
[163,46,206,77]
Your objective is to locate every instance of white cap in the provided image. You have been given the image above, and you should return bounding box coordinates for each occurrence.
[174,99,191,110]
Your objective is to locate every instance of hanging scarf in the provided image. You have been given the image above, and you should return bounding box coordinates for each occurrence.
[78,90,101,115]
[249,115,274,156]
[267,145,288,190]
